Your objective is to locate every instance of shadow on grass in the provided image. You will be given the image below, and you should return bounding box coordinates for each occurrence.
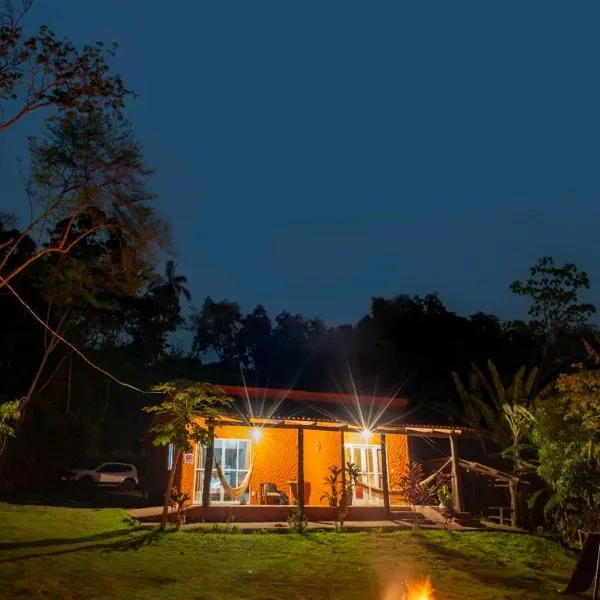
[1,485,150,509]
[0,525,152,551]
[0,528,173,563]
[419,538,568,593]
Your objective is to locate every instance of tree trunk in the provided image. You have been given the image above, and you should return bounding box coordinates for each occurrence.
[65,351,72,414]
[161,448,182,531]
[202,425,215,508]
[509,480,519,528]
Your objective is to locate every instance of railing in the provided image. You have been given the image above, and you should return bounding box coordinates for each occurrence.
[486,506,513,526]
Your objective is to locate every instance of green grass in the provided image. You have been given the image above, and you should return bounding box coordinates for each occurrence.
[0,503,583,599]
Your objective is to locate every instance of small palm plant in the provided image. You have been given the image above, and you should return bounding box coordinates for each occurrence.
[320,465,343,507]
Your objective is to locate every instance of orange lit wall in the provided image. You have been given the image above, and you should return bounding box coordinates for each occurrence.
[303,429,344,506]
[386,433,409,487]
[178,423,297,505]
[177,422,410,505]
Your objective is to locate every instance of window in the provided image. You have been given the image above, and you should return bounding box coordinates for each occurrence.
[194,438,251,504]
[97,464,118,473]
[111,464,131,473]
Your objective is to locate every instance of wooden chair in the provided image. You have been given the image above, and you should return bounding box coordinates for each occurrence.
[260,483,285,505]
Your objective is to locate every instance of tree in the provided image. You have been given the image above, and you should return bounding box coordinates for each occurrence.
[1,1,129,133]
[190,298,242,366]
[0,113,168,291]
[1,113,166,421]
[511,256,596,374]
[530,360,600,538]
[0,399,20,456]
[129,261,191,364]
[154,260,191,304]
[144,380,232,530]
[237,305,272,376]
[452,360,538,472]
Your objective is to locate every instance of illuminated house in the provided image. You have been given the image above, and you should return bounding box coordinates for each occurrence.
[146,385,468,522]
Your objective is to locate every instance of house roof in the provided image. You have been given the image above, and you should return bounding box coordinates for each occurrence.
[213,412,472,437]
[219,385,409,408]
[212,385,472,436]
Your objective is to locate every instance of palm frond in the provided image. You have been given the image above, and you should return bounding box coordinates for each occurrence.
[487,360,506,406]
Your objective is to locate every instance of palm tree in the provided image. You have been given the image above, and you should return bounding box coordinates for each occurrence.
[164,260,191,302]
[452,360,538,472]
[151,260,191,303]
[452,360,540,528]
[142,261,191,363]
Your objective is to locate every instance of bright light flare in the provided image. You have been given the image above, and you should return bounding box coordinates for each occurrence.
[361,428,373,440]
[251,427,263,442]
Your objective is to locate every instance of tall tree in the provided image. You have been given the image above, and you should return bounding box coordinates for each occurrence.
[0,113,168,291]
[510,256,596,374]
[0,0,129,133]
[190,298,242,366]
[237,304,272,377]
[129,261,191,364]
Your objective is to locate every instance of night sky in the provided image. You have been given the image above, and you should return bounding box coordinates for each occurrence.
[4,1,600,326]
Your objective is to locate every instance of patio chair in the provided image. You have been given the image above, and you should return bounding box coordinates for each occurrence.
[260,483,287,505]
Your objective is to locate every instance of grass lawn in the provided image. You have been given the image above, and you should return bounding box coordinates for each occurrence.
[0,502,583,599]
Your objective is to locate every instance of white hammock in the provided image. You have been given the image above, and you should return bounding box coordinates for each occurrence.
[214,459,255,501]
[356,458,453,495]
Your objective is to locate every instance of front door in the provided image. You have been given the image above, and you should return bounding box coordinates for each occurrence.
[194,438,251,504]
[344,444,383,506]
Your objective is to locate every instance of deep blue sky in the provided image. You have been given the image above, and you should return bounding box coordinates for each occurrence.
[4,1,600,326]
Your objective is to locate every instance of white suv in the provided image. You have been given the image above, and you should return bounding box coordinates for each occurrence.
[62,462,139,491]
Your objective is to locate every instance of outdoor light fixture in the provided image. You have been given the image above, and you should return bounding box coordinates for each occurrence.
[252,427,262,441]
[360,428,372,440]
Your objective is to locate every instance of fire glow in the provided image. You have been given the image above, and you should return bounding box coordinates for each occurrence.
[403,577,435,600]
[384,577,435,600]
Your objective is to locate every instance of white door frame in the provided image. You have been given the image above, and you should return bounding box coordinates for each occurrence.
[344,443,383,506]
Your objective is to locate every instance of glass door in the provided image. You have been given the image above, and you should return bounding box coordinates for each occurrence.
[344,444,383,506]
[194,438,251,504]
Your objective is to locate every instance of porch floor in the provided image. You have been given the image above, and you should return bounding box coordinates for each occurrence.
[127,505,484,530]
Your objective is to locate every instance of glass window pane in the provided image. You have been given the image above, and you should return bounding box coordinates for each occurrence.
[224,447,236,469]
[367,450,374,474]
[238,441,249,470]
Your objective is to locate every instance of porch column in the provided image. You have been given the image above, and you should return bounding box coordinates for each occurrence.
[340,427,347,504]
[380,433,391,514]
[449,433,462,513]
[297,427,305,511]
[202,423,215,508]
[508,480,518,528]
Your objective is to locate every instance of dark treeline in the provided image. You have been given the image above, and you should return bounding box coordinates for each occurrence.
[1,211,596,483]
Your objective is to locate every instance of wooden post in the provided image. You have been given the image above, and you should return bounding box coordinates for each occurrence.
[449,434,462,513]
[509,480,519,528]
[380,433,391,515]
[340,427,347,502]
[202,424,215,508]
[594,543,600,600]
[297,427,305,511]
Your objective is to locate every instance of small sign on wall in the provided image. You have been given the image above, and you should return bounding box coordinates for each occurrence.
[184,453,194,464]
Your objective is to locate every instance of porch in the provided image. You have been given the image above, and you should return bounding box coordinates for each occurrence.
[163,411,471,518]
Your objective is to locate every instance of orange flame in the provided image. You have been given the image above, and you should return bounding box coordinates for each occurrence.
[403,577,435,600]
